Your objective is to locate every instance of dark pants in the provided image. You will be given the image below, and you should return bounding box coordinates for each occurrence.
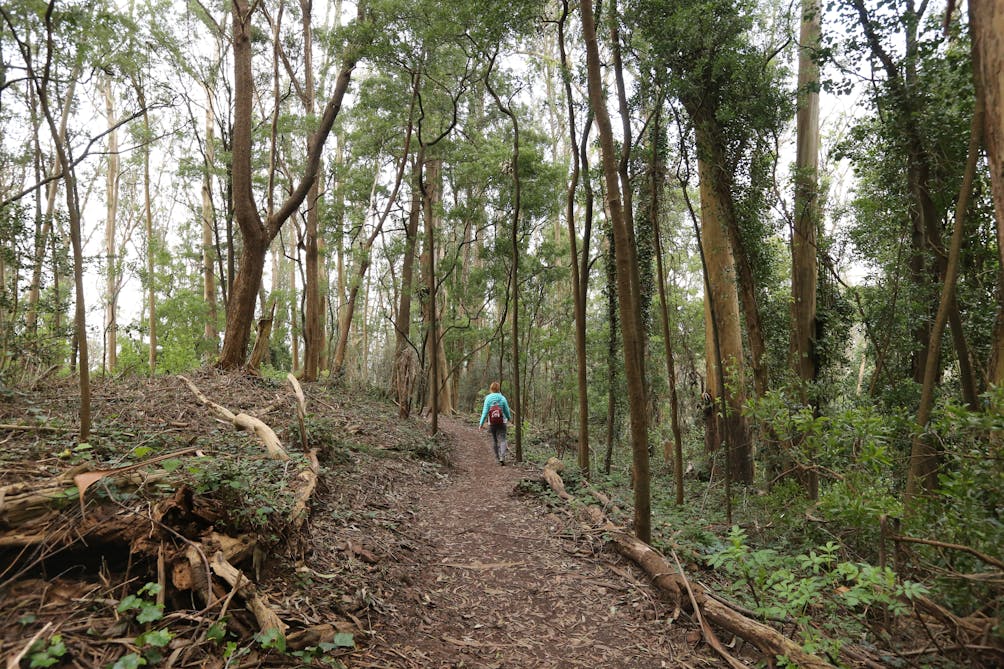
[489,423,508,460]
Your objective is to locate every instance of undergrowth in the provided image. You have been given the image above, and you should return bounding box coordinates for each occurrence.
[518,386,1003,665]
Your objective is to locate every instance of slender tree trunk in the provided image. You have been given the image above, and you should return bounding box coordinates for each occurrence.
[202,93,219,352]
[291,247,300,374]
[486,58,522,462]
[25,71,78,333]
[905,80,984,506]
[422,157,441,432]
[140,86,156,377]
[393,157,422,418]
[580,0,651,542]
[558,0,591,478]
[605,219,619,476]
[103,76,119,374]
[649,106,684,505]
[301,0,323,381]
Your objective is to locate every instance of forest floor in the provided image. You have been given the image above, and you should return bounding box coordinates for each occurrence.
[347,415,716,668]
[0,372,721,668]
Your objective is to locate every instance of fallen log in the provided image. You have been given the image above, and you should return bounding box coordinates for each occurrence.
[1,467,168,531]
[542,460,834,669]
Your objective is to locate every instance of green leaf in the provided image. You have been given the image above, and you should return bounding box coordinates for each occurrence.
[255,628,286,653]
[111,652,147,669]
[332,632,355,649]
[132,446,154,458]
[118,594,142,612]
[161,459,182,472]
[138,582,162,597]
[136,602,164,624]
[206,621,227,643]
[18,614,37,625]
[137,629,173,648]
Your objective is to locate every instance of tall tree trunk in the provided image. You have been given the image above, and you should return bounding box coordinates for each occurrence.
[140,85,157,377]
[905,77,984,506]
[789,0,822,499]
[690,117,767,397]
[290,246,300,374]
[792,0,821,398]
[203,92,219,352]
[103,75,119,374]
[301,0,323,381]
[970,0,1004,385]
[604,219,620,476]
[486,56,523,462]
[649,106,685,506]
[422,157,441,431]
[698,154,753,484]
[558,0,591,478]
[580,0,652,542]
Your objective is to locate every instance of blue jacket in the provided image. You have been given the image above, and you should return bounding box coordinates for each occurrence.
[479,392,511,427]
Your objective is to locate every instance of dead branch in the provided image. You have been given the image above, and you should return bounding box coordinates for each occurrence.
[541,457,571,500]
[0,467,167,531]
[290,449,319,532]
[179,375,289,461]
[287,373,308,452]
[209,551,287,639]
[893,534,1004,572]
[541,460,835,668]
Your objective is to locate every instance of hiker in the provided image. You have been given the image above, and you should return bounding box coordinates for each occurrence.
[478,381,512,465]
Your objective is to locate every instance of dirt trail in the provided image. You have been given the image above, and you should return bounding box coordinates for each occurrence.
[353,415,713,668]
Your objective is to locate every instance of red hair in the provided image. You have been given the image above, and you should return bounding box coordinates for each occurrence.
[490,381,500,393]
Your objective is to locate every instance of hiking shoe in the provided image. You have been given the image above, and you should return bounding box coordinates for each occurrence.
[499,458,505,466]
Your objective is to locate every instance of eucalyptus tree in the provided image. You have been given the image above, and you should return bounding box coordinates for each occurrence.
[791,0,821,402]
[580,0,652,542]
[969,0,1004,384]
[633,0,791,483]
[102,74,120,373]
[555,0,595,477]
